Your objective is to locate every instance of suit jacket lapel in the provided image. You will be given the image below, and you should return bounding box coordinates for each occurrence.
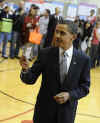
[62,48,78,85]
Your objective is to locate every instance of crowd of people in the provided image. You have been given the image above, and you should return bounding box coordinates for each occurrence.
[0,0,100,69]
[0,0,63,60]
[73,9,100,68]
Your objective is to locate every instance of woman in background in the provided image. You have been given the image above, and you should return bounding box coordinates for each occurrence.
[90,21,100,68]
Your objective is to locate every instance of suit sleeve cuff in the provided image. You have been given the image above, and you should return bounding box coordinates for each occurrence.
[21,69,29,74]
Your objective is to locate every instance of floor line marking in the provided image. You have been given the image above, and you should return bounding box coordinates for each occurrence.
[0,90,34,106]
[0,108,34,122]
[77,113,100,118]
[0,109,100,122]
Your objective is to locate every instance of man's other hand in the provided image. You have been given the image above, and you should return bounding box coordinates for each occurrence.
[19,55,29,71]
[54,92,70,104]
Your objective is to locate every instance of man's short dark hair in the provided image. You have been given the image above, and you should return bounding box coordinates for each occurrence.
[59,20,78,35]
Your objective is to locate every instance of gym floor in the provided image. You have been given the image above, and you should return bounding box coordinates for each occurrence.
[0,56,100,123]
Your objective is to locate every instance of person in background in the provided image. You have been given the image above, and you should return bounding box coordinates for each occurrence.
[73,19,84,49]
[22,5,39,60]
[74,16,80,23]
[96,21,100,66]
[81,21,93,54]
[19,21,90,123]
[29,4,40,60]
[87,9,96,26]
[90,21,100,68]
[82,21,93,42]
[87,9,97,53]
[9,0,25,59]
[9,8,25,59]
[38,9,50,49]
[0,6,12,58]
[15,0,25,15]
[44,7,63,47]
[97,41,100,66]
[0,0,5,53]
[96,8,100,22]
[25,4,38,16]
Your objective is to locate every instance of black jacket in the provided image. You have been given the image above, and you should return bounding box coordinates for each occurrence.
[12,8,26,32]
[20,47,91,123]
[0,10,12,19]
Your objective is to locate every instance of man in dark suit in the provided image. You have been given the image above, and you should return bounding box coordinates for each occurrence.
[44,7,63,47]
[20,21,91,123]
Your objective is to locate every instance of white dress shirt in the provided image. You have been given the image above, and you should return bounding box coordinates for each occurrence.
[59,45,73,73]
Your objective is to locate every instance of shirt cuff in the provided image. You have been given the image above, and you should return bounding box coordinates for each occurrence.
[21,69,29,74]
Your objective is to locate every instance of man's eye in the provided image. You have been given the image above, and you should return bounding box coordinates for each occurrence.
[56,30,66,35]
[60,31,66,35]
[56,30,59,33]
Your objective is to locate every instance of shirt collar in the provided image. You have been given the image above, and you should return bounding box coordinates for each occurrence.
[59,45,73,57]
[65,45,73,57]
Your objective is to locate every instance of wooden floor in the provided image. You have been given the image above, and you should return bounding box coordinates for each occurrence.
[0,56,100,123]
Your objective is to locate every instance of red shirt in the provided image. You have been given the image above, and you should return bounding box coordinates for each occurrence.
[23,15,40,32]
[87,16,96,25]
[91,28,99,45]
[22,15,40,44]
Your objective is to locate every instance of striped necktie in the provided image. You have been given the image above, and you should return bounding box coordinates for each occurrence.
[60,52,68,84]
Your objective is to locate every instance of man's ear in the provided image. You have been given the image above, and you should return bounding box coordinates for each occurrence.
[52,31,59,47]
[73,34,77,40]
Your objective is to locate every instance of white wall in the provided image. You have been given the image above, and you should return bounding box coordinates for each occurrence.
[79,0,100,8]
[49,0,100,8]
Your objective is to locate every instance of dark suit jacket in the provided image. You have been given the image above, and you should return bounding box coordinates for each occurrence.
[20,47,91,123]
[44,14,63,47]
[0,10,12,20]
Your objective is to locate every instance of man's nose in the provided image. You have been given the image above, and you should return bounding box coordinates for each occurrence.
[56,32,61,38]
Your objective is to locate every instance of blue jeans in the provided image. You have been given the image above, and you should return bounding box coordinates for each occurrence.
[0,32,11,56]
[10,31,20,57]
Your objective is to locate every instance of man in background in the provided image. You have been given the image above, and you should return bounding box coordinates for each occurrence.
[44,7,63,47]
